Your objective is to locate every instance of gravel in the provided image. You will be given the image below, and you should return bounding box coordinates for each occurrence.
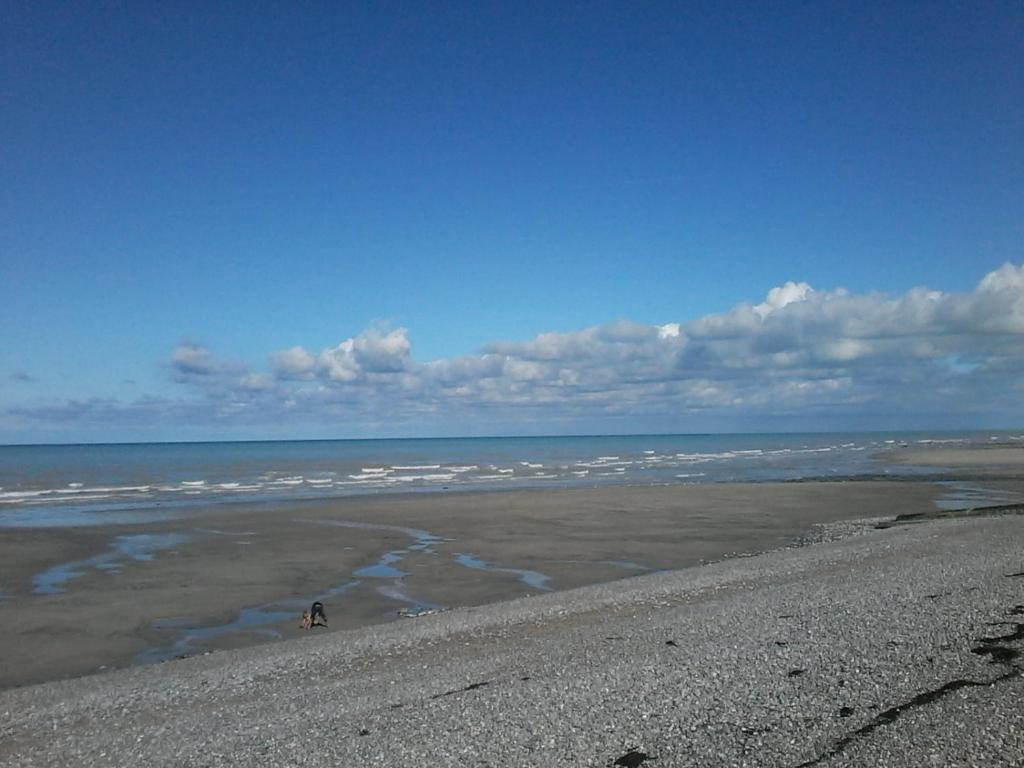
[2,515,1023,767]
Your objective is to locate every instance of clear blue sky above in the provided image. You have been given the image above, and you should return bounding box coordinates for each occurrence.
[2,2,1022,443]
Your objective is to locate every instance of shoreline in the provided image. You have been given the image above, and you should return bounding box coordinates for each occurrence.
[0,479,942,689]
[7,429,1022,521]
[2,510,1022,766]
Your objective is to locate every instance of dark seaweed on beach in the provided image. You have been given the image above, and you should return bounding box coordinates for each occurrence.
[613,750,655,767]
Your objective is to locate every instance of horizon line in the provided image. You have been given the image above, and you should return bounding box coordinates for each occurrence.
[2,427,1019,450]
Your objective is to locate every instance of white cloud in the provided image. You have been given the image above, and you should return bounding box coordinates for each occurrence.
[753,280,812,318]
[239,374,275,392]
[317,328,412,382]
[271,346,317,379]
[13,263,1024,434]
[179,262,1024,428]
[171,343,218,376]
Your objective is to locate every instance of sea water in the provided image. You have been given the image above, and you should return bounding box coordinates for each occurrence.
[1,431,1020,527]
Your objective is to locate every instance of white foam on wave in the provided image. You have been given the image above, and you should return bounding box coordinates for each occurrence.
[392,464,441,471]
[676,451,737,462]
[360,467,391,474]
[675,472,706,478]
[519,462,544,469]
[0,490,56,502]
[386,473,457,483]
[450,465,478,473]
[597,456,620,461]
[181,480,206,487]
[475,474,513,481]
[214,483,263,492]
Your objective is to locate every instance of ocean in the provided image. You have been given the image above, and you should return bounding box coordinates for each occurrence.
[1,431,1020,527]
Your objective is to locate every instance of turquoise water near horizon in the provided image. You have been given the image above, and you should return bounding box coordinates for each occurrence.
[1,430,1021,527]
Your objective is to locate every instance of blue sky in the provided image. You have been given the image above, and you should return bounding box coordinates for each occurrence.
[2,2,1022,443]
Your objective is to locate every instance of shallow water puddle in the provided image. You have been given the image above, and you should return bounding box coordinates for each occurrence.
[934,482,1024,510]
[310,519,450,613]
[138,579,361,664]
[313,518,557,597]
[32,533,190,595]
[453,553,553,591]
[138,517,595,663]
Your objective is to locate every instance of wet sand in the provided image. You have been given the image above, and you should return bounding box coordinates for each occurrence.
[882,443,1024,469]
[0,481,940,689]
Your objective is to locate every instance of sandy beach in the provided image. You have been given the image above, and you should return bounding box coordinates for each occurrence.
[2,508,1022,766]
[881,443,1024,473]
[0,481,940,689]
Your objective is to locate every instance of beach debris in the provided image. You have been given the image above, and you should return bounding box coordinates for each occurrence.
[613,750,655,767]
[664,639,677,647]
[971,620,1024,664]
[794,670,1022,768]
[397,607,446,618]
[838,706,854,718]
[796,600,1024,767]
[430,680,492,700]
[788,669,805,678]
[971,645,1019,663]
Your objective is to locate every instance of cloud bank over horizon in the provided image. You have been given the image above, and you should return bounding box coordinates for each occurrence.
[8,263,1024,439]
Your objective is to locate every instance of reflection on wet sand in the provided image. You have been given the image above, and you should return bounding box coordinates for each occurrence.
[138,580,361,664]
[141,518,570,660]
[453,553,553,591]
[33,517,654,665]
[33,533,189,595]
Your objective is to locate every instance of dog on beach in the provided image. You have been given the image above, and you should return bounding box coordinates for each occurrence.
[300,601,328,630]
